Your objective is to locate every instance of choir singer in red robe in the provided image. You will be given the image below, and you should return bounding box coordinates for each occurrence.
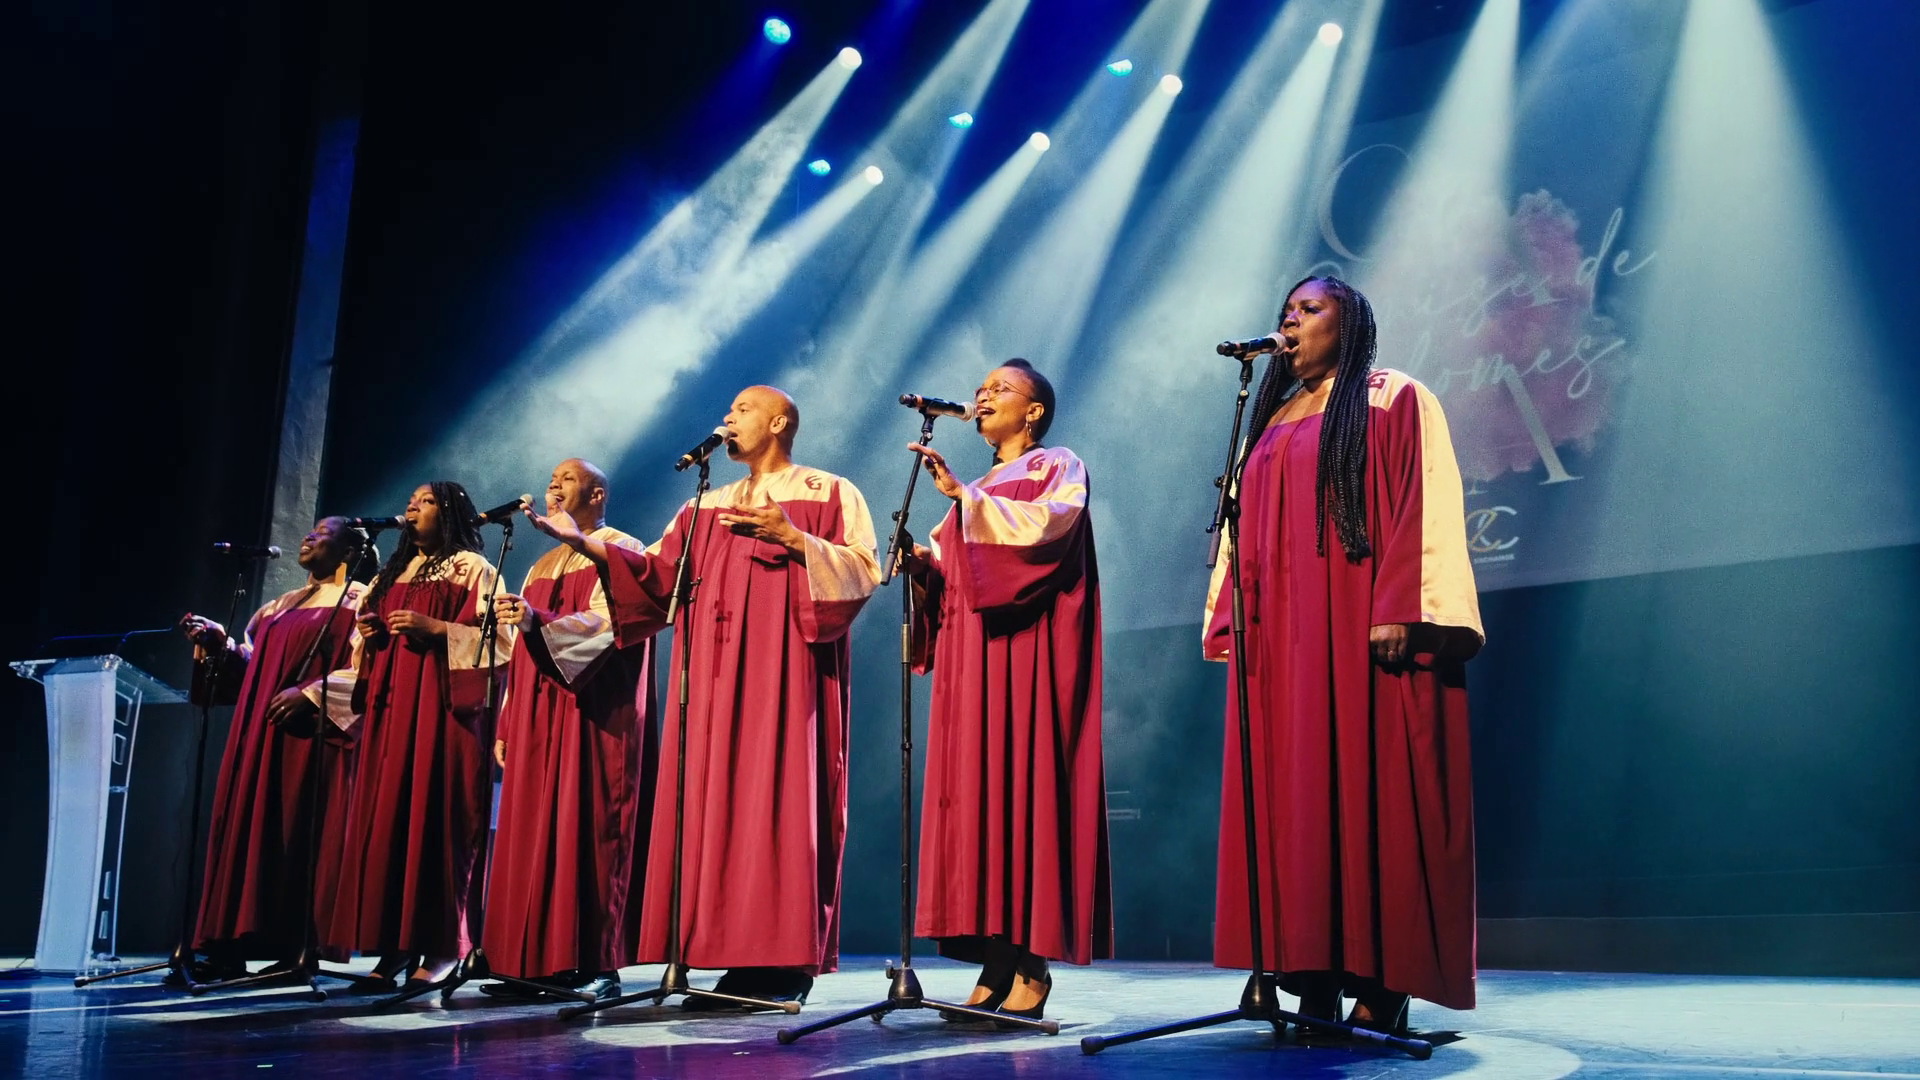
[1204,277,1483,1036]
[900,359,1111,1025]
[323,480,511,989]
[526,386,880,1006]
[481,458,656,1002]
[179,517,367,979]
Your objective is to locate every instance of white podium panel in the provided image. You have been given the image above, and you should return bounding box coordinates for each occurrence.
[11,656,185,974]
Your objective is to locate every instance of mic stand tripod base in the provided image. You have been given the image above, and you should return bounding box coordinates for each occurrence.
[775,962,1060,1042]
[555,963,800,1020]
[1077,971,1432,1059]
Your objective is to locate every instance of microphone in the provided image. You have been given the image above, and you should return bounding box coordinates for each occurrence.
[1216,334,1284,358]
[473,496,533,527]
[341,515,405,531]
[676,426,730,472]
[212,542,281,559]
[899,394,976,420]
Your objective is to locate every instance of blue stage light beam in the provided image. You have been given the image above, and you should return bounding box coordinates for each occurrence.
[1074,1,1348,630]
[1106,59,1134,76]
[764,18,792,45]
[1598,0,1914,569]
[765,0,1033,425]
[401,51,863,500]
[1025,0,1211,168]
[1351,0,1521,348]
[890,0,1209,389]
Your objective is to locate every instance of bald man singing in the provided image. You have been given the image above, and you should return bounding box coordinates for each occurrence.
[529,388,880,1005]
[482,459,658,1001]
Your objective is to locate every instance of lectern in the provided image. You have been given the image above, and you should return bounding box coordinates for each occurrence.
[10,655,187,974]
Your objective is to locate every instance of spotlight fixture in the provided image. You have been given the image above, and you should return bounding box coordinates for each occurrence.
[807,159,832,176]
[1028,131,1050,152]
[837,46,863,70]
[1105,59,1134,76]
[763,18,792,45]
[1158,74,1183,96]
[1318,22,1344,46]
[863,165,885,185]
[948,112,975,129]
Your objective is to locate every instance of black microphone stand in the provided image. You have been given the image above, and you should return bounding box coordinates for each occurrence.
[560,453,797,1020]
[1078,356,1431,1058]
[374,514,575,1006]
[188,533,385,999]
[76,560,256,991]
[778,410,1056,1044]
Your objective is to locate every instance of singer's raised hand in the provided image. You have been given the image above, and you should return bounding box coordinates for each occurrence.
[908,443,963,499]
[526,505,615,567]
[179,613,228,652]
[718,501,804,556]
[526,505,585,547]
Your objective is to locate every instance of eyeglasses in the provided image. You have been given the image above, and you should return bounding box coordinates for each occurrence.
[974,381,1031,404]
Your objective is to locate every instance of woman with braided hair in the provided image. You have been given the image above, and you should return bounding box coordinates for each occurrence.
[1203,277,1484,1036]
[321,480,513,989]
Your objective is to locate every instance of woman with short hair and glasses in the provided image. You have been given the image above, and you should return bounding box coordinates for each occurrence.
[901,358,1112,1026]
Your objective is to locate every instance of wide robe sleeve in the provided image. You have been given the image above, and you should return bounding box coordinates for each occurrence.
[1201,520,1234,662]
[443,553,516,715]
[1366,374,1484,653]
[791,477,881,644]
[601,510,688,649]
[294,582,370,735]
[519,534,642,688]
[949,448,1090,612]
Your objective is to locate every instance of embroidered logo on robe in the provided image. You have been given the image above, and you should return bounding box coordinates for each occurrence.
[805,475,823,491]
[1369,370,1391,390]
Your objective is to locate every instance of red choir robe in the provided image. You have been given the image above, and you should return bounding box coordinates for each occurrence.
[193,581,366,958]
[911,446,1113,966]
[322,549,512,959]
[601,464,879,974]
[483,529,658,978]
[1204,369,1484,1010]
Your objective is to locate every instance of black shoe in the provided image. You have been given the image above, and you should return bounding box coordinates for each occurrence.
[162,956,242,987]
[761,968,812,1005]
[993,971,1051,1028]
[941,976,1013,1022]
[478,978,548,999]
[576,974,622,1001]
[348,953,419,995]
[1345,992,1411,1037]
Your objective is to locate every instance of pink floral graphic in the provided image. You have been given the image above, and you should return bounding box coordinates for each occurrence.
[1398,190,1633,485]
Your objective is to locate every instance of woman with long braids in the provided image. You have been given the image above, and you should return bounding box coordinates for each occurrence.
[1203,277,1483,1036]
[902,359,1112,1025]
[321,480,511,989]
